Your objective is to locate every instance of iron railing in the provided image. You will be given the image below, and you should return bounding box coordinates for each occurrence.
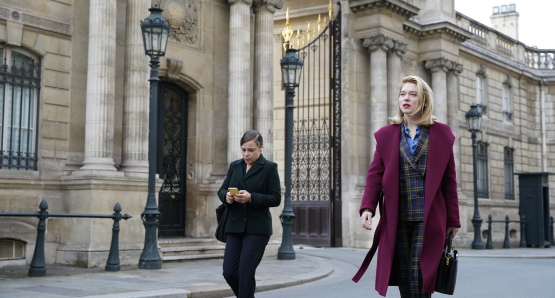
[0,200,131,276]
[485,214,527,249]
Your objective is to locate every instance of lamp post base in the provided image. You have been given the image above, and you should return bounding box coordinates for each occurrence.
[277,214,296,260]
[471,218,485,250]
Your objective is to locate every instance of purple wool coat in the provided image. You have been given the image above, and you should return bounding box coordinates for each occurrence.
[353,122,461,296]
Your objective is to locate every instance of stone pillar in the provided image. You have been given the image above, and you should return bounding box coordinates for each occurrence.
[228,0,253,164]
[425,58,451,124]
[120,0,150,176]
[253,0,282,161]
[387,40,407,119]
[363,35,393,156]
[448,62,463,184]
[80,0,120,174]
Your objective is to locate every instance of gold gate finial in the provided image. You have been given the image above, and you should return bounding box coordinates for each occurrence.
[328,0,333,21]
[282,8,294,51]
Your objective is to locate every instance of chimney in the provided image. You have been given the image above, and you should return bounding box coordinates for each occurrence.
[490,3,519,40]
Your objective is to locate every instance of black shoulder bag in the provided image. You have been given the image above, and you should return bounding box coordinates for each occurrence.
[215,204,228,243]
[435,231,458,295]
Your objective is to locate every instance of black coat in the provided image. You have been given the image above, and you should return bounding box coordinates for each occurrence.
[218,155,281,235]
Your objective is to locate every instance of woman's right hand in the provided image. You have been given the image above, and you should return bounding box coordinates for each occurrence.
[226,192,234,204]
[361,211,373,230]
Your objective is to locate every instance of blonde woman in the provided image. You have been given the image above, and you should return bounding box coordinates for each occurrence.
[353,76,461,297]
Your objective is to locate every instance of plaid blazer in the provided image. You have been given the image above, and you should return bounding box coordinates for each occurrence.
[399,126,429,221]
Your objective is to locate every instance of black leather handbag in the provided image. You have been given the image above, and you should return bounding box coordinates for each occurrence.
[435,232,458,295]
[215,204,228,243]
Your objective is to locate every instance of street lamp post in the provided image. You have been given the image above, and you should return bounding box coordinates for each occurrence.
[466,104,485,250]
[138,4,170,269]
[277,48,303,260]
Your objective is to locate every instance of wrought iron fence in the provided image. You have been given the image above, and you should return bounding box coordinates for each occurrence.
[0,200,131,276]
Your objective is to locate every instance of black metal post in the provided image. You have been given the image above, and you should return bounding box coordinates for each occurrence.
[138,56,162,269]
[28,199,48,277]
[277,86,296,260]
[520,215,527,247]
[486,214,493,249]
[503,215,511,248]
[550,215,554,246]
[106,203,123,271]
[471,131,485,249]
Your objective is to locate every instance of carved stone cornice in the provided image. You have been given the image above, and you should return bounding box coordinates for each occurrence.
[425,58,453,73]
[404,22,472,44]
[477,64,487,77]
[253,0,283,13]
[0,4,72,36]
[228,0,253,5]
[362,35,394,52]
[166,58,184,81]
[350,0,419,20]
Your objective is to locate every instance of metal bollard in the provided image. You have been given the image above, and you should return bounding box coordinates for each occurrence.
[28,200,49,277]
[520,215,527,247]
[503,215,510,248]
[105,203,132,271]
[486,214,493,249]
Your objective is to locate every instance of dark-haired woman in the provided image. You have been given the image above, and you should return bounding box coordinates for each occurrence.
[353,76,460,297]
[218,130,281,298]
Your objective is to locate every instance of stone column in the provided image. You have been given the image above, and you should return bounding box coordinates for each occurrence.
[120,0,150,176]
[448,62,463,184]
[387,40,407,119]
[425,58,451,124]
[253,0,282,161]
[80,0,119,174]
[228,0,253,164]
[363,35,393,156]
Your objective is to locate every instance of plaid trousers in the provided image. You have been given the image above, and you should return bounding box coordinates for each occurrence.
[395,221,431,298]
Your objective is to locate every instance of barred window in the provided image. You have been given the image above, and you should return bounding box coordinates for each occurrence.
[504,147,514,199]
[0,46,40,170]
[477,142,489,198]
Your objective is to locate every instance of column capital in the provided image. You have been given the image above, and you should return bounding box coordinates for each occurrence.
[253,0,283,13]
[451,62,464,76]
[229,0,253,5]
[392,40,407,57]
[362,35,394,52]
[425,57,452,73]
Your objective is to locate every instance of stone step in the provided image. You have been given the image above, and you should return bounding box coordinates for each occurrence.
[162,253,224,262]
[158,237,221,248]
[161,245,226,257]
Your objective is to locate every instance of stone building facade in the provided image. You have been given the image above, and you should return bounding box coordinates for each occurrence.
[0,0,553,267]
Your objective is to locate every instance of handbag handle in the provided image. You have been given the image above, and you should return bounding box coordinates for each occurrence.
[445,231,454,252]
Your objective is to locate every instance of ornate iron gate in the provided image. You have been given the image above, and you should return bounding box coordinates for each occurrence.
[291,8,341,247]
[157,82,188,238]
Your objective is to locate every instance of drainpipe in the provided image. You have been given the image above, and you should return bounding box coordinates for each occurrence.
[540,78,547,172]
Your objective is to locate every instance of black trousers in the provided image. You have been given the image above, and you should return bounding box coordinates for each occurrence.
[223,233,270,298]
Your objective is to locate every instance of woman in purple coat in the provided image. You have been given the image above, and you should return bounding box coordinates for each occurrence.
[353,76,461,297]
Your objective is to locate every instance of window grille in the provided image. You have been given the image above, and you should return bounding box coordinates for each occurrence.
[0,47,40,170]
[477,142,489,198]
[504,148,514,199]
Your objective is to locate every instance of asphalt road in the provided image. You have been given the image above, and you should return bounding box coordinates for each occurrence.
[232,247,555,298]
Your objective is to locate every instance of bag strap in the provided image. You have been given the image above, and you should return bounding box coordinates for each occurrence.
[352,191,384,283]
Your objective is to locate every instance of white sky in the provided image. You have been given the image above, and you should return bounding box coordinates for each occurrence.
[455,0,554,49]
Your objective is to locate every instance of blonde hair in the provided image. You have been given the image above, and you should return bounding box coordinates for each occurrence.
[389,76,437,126]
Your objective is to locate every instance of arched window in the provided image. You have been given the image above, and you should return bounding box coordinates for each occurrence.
[504,147,514,199]
[477,142,489,198]
[0,45,40,170]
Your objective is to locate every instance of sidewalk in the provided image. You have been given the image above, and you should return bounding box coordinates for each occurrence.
[0,246,553,298]
[0,253,333,298]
